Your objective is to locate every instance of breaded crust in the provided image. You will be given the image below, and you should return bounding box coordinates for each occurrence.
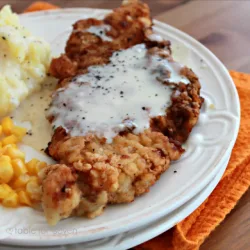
[45,126,183,223]
[42,0,204,225]
[43,63,203,225]
[50,0,153,79]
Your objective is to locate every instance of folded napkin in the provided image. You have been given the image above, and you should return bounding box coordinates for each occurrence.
[24,3,250,249]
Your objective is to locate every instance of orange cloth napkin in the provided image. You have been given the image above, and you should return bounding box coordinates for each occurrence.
[25,3,250,249]
[24,2,59,12]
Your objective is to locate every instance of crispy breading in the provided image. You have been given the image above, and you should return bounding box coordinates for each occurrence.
[40,164,81,225]
[50,0,153,79]
[43,127,183,223]
[151,67,204,143]
[42,65,202,224]
[41,0,204,225]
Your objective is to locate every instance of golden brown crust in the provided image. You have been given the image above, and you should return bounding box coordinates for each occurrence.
[41,164,81,225]
[42,0,204,224]
[43,127,183,220]
[50,0,153,79]
[151,67,204,143]
[43,63,203,223]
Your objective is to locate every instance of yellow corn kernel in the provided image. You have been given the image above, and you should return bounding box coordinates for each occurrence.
[0,184,13,200]
[0,142,2,149]
[5,147,25,160]
[14,188,26,193]
[37,161,47,170]
[35,161,47,176]
[0,155,11,162]
[1,117,14,135]
[12,159,27,177]
[26,177,41,201]
[12,126,27,140]
[2,192,19,208]
[18,190,31,206]
[12,174,30,189]
[28,176,40,183]
[0,160,14,183]
[0,125,2,136]
[1,144,16,155]
[26,159,40,176]
[2,144,17,150]
[2,135,18,146]
[13,189,25,195]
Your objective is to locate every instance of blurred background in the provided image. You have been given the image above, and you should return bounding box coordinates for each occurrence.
[2,0,250,73]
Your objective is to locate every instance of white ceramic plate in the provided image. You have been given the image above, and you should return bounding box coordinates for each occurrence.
[0,8,240,246]
[0,150,231,250]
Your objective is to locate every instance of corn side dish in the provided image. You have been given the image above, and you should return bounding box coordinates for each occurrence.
[0,117,47,208]
[0,5,51,116]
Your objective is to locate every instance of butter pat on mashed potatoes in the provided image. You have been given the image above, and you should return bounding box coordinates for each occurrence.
[0,5,51,116]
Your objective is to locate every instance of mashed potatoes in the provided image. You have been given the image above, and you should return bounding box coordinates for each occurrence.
[0,5,51,116]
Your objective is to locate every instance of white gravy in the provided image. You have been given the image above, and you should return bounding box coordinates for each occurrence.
[147,33,164,42]
[48,44,189,143]
[85,24,112,41]
[12,78,56,152]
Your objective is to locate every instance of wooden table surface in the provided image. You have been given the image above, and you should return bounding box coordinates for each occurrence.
[1,0,250,249]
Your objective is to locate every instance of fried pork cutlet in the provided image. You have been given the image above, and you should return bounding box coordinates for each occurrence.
[41,0,204,226]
